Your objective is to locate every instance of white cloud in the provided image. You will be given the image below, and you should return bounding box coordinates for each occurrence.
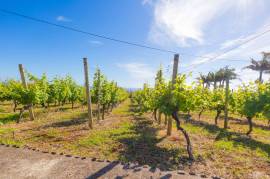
[220,36,247,50]
[116,63,155,85]
[217,26,270,61]
[142,0,153,5]
[190,20,270,67]
[56,16,71,22]
[148,0,264,47]
[183,19,270,86]
[231,68,270,88]
[89,40,103,46]
[189,52,216,66]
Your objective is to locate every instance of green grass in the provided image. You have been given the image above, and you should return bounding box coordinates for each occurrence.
[79,121,136,147]
[112,99,132,115]
[0,100,269,178]
[177,119,270,160]
[0,113,19,125]
[65,119,139,160]
[0,127,15,135]
[0,137,23,146]
[214,140,245,152]
[253,127,270,136]
[0,127,23,146]
[184,123,212,137]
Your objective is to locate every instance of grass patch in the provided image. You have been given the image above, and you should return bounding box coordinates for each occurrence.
[79,121,136,147]
[0,127,23,146]
[253,127,270,136]
[0,113,19,125]
[214,140,244,152]
[184,122,212,137]
[0,127,15,135]
[112,99,132,116]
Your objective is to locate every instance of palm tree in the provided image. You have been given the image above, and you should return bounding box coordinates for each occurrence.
[197,73,208,88]
[207,72,216,89]
[214,67,237,88]
[244,57,270,83]
[223,66,237,81]
[215,70,224,88]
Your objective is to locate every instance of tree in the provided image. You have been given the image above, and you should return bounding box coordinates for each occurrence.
[210,88,225,125]
[233,82,264,135]
[132,72,195,160]
[207,72,216,89]
[5,80,25,112]
[223,66,237,81]
[28,73,49,108]
[67,77,82,109]
[3,79,39,123]
[244,58,270,83]
[197,73,210,88]
[92,68,104,120]
[154,67,165,124]
[222,66,237,129]
[0,81,11,103]
[258,82,270,126]
[193,83,211,120]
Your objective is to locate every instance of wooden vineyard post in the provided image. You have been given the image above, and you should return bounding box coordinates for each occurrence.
[164,115,168,125]
[167,116,172,136]
[224,77,229,129]
[167,54,179,136]
[97,69,101,121]
[83,58,93,129]
[18,64,35,121]
[158,111,162,124]
[171,54,179,85]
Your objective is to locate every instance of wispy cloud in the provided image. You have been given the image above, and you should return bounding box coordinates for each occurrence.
[231,68,270,88]
[144,0,270,86]
[190,20,270,66]
[220,36,247,50]
[56,16,71,22]
[116,62,155,84]
[148,0,265,47]
[89,40,103,46]
[142,0,153,6]
[187,22,270,86]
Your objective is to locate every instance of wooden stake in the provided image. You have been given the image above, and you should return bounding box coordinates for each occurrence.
[18,64,35,121]
[167,116,172,136]
[164,115,168,125]
[83,58,93,129]
[158,111,161,124]
[166,54,179,136]
[224,77,229,129]
[97,69,101,121]
[171,54,179,86]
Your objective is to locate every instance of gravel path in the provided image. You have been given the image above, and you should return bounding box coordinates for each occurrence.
[0,145,205,179]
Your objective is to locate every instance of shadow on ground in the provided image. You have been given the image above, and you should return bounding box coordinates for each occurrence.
[86,162,118,179]
[184,118,270,158]
[224,116,270,130]
[114,104,191,171]
[42,116,87,128]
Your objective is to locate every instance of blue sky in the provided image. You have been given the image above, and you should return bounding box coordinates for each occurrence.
[1,0,270,88]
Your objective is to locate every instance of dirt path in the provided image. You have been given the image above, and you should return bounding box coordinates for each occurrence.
[0,145,204,179]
